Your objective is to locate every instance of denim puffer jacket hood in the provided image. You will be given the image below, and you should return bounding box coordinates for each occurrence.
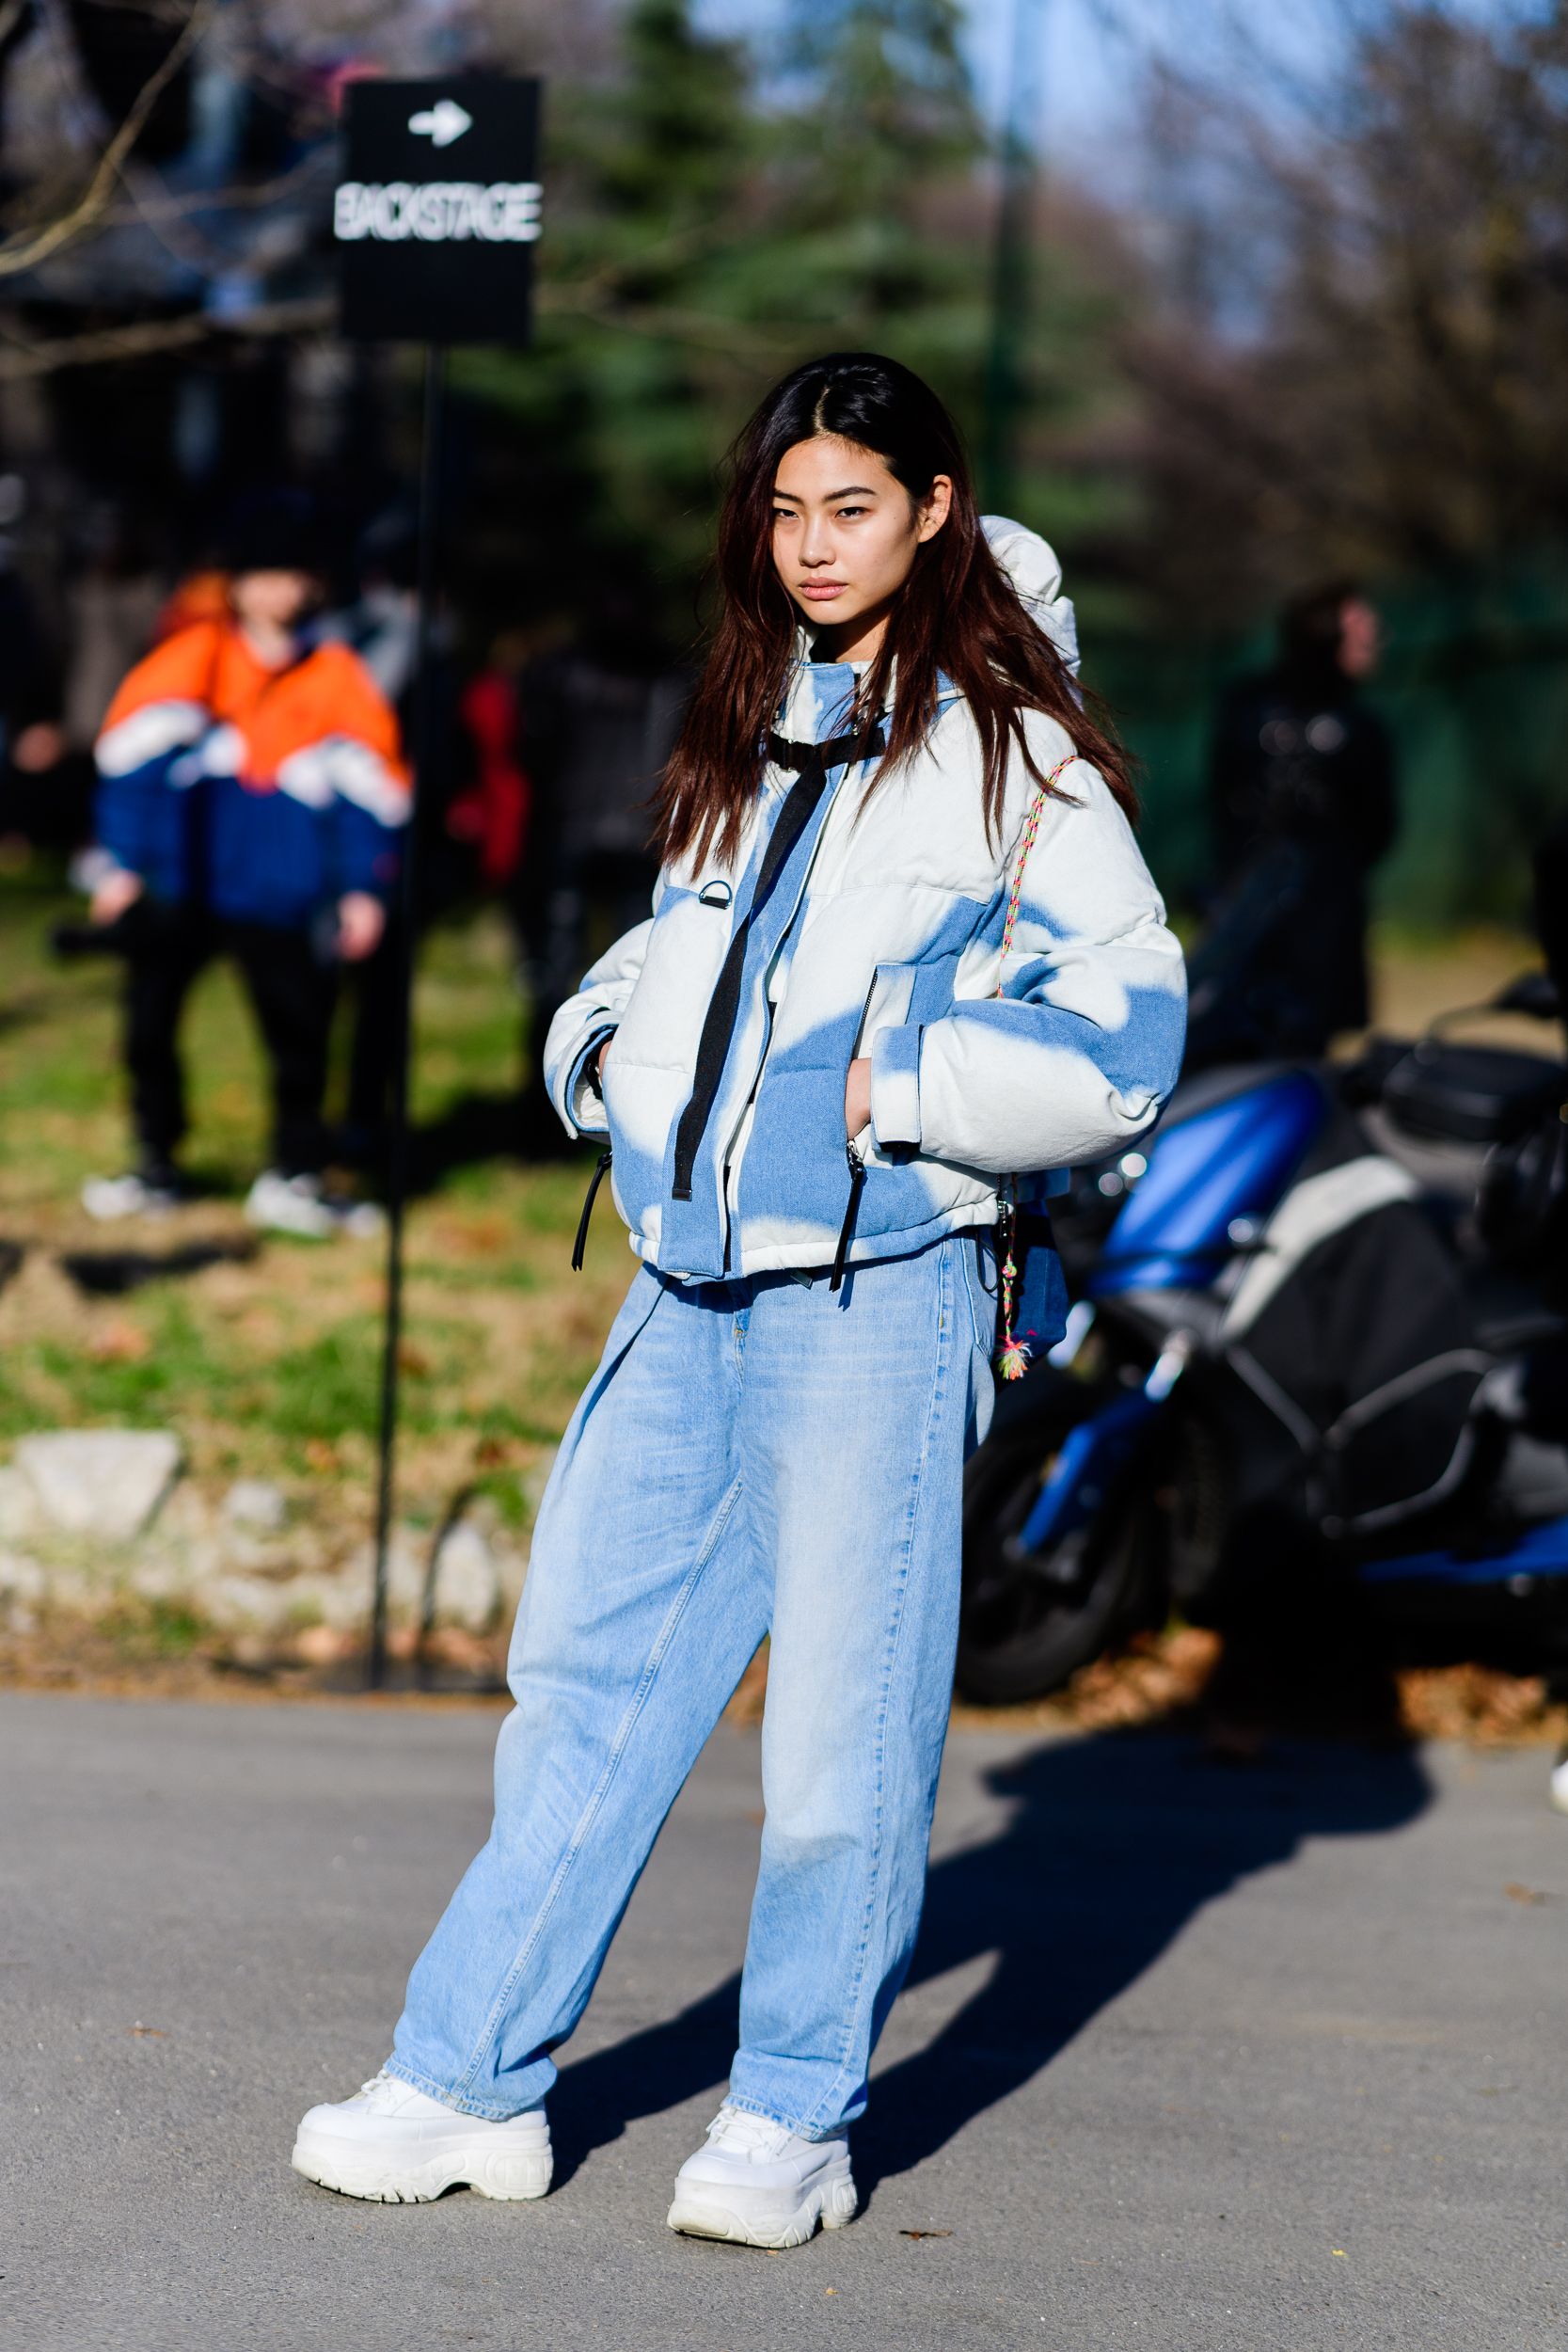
[545,518,1186,1283]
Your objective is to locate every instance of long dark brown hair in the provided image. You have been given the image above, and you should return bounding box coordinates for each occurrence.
[655,351,1136,868]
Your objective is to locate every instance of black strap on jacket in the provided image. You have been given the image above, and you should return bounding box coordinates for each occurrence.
[669,722,884,1201]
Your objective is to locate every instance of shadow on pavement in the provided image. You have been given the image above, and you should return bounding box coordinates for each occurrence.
[548,1726,1433,2201]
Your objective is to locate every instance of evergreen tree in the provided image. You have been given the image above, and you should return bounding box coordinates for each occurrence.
[456,0,1141,645]
[458,0,759,628]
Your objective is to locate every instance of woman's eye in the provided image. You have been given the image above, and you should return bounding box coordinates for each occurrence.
[837,506,866,520]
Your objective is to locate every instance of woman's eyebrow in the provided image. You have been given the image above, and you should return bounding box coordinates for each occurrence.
[772,484,881,502]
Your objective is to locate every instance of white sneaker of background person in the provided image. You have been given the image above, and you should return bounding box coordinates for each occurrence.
[292,2069,551,2203]
[666,2103,857,2249]
[245,1168,384,1240]
[1550,1750,1568,1816]
[81,1165,185,1221]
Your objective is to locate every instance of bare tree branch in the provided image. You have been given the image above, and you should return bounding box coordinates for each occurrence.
[0,0,216,277]
[0,292,330,376]
[0,270,800,381]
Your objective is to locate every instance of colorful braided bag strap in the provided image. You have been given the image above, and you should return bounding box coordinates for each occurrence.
[993,754,1075,1379]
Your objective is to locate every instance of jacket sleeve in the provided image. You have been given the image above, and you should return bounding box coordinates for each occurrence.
[869,748,1187,1176]
[542,897,658,1138]
[93,624,218,874]
[280,646,411,900]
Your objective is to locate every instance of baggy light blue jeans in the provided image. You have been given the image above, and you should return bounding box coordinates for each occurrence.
[387,1232,996,2137]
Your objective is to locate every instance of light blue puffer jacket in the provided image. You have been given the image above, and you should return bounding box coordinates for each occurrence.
[545,522,1186,1283]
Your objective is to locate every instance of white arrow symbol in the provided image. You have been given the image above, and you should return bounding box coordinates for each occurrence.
[408,99,472,148]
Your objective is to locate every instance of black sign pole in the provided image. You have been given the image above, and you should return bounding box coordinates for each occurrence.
[334,75,541,1691]
[368,340,447,1692]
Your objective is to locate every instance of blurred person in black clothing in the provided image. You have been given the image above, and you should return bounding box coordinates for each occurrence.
[1208,582,1397,1057]
[516,588,689,1148]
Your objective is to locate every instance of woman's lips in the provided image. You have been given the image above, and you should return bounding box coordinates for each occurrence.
[800,581,847,600]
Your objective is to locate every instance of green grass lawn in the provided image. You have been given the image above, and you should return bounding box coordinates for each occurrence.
[0,874,628,1534]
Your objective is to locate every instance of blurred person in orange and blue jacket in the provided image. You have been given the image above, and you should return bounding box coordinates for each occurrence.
[80,495,409,1237]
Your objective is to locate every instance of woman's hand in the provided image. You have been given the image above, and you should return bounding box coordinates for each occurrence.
[90,869,144,926]
[597,1039,611,1077]
[845,1055,872,1138]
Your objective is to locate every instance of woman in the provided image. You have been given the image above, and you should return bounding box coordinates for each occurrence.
[292,354,1185,2245]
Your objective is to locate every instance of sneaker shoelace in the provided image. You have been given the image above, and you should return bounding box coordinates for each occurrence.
[705,2106,794,2160]
[357,2068,405,2109]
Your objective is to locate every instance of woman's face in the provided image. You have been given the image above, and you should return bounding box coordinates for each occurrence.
[770,434,952,662]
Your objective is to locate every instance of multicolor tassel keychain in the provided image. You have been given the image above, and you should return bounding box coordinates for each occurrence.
[993,755,1075,1381]
[995,1192,1032,1381]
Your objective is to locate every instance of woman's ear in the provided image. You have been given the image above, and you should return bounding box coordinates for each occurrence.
[916,475,954,545]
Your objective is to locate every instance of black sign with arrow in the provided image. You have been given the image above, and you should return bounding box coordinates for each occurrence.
[335,77,542,345]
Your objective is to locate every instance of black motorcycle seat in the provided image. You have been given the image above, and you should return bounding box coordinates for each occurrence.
[1381,1041,1566,1147]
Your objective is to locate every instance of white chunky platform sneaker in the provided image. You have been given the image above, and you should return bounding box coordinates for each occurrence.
[292,2069,551,2203]
[666,2103,857,2249]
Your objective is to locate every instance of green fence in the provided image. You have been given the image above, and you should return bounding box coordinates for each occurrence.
[1089,557,1568,931]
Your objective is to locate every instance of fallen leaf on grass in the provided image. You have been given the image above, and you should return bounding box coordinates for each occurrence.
[89,1318,150,1364]
[899,2229,953,2240]
[1331,2249,1348,2258]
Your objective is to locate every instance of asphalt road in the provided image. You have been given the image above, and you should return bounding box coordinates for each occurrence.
[1,1693,1563,2352]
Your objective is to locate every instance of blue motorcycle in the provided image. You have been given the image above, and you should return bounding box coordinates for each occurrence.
[958,963,1568,1705]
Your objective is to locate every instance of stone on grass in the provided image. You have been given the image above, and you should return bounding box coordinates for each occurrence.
[204,1575,301,1636]
[0,1549,45,1635]
[0,1549,45,1605]
[223,1479,288,1535]
[431,1519,501,1632]
[15,1430,182,1543]
[0,1465,39,1544]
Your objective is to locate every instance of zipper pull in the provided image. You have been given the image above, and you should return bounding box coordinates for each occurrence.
[572,1150,613,1272]
[830,1140,865,1293]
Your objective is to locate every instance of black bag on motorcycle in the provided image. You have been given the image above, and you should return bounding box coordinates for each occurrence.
[1214,1133,1490,1539]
